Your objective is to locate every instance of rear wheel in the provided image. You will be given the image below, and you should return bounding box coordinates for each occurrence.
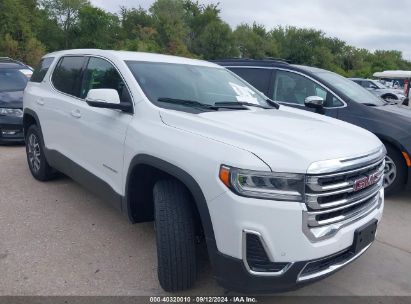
[25,125,55,181]
[153,180,197,292]
[381,94,398,103]
[384,144,406,195]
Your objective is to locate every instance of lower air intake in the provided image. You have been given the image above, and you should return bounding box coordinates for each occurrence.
[245,233,289,273]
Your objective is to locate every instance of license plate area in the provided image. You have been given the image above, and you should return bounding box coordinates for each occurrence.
[352,219,378,254]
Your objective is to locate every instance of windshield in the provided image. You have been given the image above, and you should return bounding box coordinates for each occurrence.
[0,69,28,92]
[126,61,270,110]
[370,80,387,89]
[312,70,385,106]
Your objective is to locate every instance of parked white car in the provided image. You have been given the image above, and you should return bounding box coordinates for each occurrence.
[349,78,406,102]
[23,50,385,293]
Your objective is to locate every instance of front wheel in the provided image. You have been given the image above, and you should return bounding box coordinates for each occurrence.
[153,180,197,292]
[384,145,406,195]
[25,125,55,181]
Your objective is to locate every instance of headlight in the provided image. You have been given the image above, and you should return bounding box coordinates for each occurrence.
[0,108,23,117]
[219,165,305,202]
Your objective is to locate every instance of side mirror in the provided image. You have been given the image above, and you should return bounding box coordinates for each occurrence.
[86,89,133,112]
[305,96,325,114]
[86,88,120,104]
[305,96,324,110]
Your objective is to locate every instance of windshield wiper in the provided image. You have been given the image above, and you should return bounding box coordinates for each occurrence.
[266,98,280,109]
[214,101,275,109]
[158,98,219,111]
[158,97,278,111]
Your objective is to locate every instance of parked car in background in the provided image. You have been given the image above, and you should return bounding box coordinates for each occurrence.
[23,50,385,293]
[373,71,411,107]
[0,57,33,78]
[349,78,406,103]
[0,59,32,143]
[215,59,411,195]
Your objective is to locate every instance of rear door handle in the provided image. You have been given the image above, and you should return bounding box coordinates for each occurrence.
[36,99,45,106]
[70,109,82,119]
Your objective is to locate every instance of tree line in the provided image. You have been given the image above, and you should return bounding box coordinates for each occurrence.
[1,0,410,77]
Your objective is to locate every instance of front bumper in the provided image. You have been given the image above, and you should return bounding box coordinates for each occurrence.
[207,188,384,293]
[210,238,374,293]
[0,116,24,143]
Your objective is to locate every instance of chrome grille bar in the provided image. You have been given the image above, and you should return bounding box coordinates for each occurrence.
[303,153,385,242]
[306,192,380,227]
[306,162,385,192]
[306,172,384,210]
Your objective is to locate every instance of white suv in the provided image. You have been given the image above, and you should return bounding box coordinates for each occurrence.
[23,49,385,293]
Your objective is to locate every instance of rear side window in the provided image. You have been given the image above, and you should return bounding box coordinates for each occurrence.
[51,56,85,97]
[229,68,272,95]
[30,57,54,83]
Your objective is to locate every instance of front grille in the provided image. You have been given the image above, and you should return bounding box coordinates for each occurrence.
[244,232,290,273]
[303,157,384,241]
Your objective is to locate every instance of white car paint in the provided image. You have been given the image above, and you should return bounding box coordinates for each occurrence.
[24,49,385,286]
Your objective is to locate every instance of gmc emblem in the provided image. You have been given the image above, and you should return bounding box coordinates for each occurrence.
[354,173,380,192]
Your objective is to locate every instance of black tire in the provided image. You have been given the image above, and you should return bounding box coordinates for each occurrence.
[381,94,398,102]
[153,180,197,292]
[25,124,55,181]
[384,144,406,195]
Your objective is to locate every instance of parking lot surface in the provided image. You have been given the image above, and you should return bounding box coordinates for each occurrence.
[0,145,410,296]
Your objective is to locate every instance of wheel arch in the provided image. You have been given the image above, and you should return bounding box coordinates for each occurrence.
[380,93,398,101]
[23,109,42,138]
[375,133,409,185]
[123,154,216,243]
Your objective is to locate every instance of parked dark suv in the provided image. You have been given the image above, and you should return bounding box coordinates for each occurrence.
[0,58,32,143]
[215,59,411,195]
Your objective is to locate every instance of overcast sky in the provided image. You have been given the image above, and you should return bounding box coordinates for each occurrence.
[90,0,411,60]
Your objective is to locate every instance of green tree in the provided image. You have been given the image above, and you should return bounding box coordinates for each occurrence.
[23,37,46,66]
[0,0,46,64]
[234,23,279,59]
[0,0,32,44]
[40,0,89,48]
[73,5,121,49]
[120,7,162,53]
[149,0,192,56]
[0,34,20,59]
[195,21,237,59]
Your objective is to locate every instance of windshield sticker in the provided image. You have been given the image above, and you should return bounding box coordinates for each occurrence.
[229,82,259,104]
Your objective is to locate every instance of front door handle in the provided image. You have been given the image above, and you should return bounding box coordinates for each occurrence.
[70,109,82,119]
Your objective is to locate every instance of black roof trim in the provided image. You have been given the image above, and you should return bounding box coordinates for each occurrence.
[0,57,28,67]
[0,62,28,69]
[212,58,291,67]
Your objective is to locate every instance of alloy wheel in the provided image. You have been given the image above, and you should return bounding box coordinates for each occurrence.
[28,133,41,173]
[384,155,397,188]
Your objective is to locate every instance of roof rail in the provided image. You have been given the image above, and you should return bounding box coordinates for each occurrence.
[213,57,291,64]
[0,57,29,67]
[264,57,291,63]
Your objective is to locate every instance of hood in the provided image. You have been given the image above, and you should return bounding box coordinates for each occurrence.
[0,90,23,108]
[375,104,411,120]
[160,106,382,173]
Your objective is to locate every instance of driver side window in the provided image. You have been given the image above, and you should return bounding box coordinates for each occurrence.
[273,70,342,107]
[80,57,132,103]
